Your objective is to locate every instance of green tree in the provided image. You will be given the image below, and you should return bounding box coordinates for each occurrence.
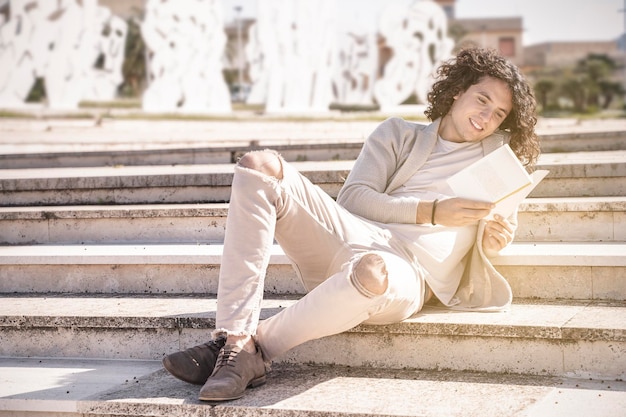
[560,75,586,112]
[573,54,620,111]
[534,79,555,111]
[537,53,624,114]
[599,80,625,109]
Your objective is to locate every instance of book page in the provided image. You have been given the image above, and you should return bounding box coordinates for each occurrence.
[447,144,531,203]
[447,144,549,219]
[486,169,549,220]
[462,156,523,202]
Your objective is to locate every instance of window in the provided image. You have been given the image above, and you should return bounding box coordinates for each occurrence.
[499,37,516,57]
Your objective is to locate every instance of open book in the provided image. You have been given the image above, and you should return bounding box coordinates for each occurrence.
[447,144,549,220]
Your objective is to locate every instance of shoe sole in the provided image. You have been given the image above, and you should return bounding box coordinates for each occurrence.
[198,375,267,402]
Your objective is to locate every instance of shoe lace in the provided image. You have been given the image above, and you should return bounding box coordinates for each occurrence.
[213,346,239,371]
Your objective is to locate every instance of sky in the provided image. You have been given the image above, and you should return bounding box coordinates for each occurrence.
[454,0,623,45]
[223,0,624,46]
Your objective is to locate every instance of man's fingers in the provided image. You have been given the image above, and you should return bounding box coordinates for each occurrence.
[485,220,513,248]
[458,198,495,211]
[492,215,514,235]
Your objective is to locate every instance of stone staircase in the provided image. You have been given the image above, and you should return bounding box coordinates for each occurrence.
[0,120,625,416]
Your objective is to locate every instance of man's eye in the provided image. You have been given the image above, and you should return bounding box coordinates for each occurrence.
[477,97,486,104]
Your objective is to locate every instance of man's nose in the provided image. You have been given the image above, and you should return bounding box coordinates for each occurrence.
[480,108,493,123]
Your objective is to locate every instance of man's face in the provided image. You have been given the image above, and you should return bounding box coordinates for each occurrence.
[438,76,513,143]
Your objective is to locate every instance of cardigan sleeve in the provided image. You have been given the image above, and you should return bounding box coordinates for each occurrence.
[337,118,423,224]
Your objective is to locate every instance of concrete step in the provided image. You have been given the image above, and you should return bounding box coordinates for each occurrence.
[0,118,379,153]
[0,295,624,381]
[0,142,365,169]
[0,203,230,245]
[0,197,624,245]
[0,242,624,300]
[1,150,625,205]
[539,129,626,153]
[1,129,625,169]
[531,150,626,198]
[0,358,624,417]
[515,196,625,242]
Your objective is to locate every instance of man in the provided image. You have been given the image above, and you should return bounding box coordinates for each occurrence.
[162,47,540,402]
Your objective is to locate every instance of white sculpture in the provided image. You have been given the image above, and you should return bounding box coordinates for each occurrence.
[243,21,265,106]
[374,0,454,109]
[246,0,336,113]
[331,4,378,107]
[332,31,378,106]
[44,0,98,109]
[83,9,128,101]
[0,0,43,106]
[0,0,127,109]
[141,0,231,114]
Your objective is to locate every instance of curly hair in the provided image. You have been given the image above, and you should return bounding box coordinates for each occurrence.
[425,48,540,166]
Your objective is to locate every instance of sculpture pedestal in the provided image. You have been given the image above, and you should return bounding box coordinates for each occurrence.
[379,104,427,115]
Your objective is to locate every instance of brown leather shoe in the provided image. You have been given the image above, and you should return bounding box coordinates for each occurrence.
[198,344,266,402]
[162,337,225,385]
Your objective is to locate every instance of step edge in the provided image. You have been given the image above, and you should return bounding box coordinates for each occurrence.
[0,243,624,266]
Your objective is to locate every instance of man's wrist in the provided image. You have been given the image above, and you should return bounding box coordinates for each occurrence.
[416,200,435,224]
[431,199,439,225]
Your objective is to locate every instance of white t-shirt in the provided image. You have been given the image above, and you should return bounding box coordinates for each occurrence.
[387,136,484,305]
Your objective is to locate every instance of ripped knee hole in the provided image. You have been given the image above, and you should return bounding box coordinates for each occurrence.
[238,151,283,179]
[350,253,388,297]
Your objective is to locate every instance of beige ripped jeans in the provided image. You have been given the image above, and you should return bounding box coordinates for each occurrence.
[214,154,425,361]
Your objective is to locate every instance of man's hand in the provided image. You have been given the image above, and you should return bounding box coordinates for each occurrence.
[420,198,494,227]
[482,214,514,253]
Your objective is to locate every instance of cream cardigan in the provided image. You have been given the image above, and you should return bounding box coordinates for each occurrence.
[337,117,516,311]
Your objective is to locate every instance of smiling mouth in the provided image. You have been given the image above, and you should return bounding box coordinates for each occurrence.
[470,118,483,131]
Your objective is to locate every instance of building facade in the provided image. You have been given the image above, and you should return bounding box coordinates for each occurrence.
[524,41,621,68]
[453,17,524,66]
